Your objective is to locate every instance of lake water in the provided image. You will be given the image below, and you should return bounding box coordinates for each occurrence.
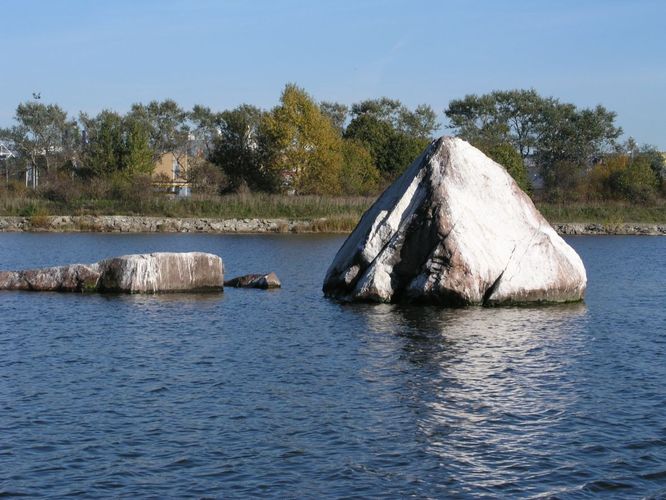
[0,233,665,498]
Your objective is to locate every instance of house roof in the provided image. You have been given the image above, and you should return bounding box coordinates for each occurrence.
[0,141,15,159]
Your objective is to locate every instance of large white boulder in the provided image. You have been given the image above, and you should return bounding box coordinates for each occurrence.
[323,137,587,305]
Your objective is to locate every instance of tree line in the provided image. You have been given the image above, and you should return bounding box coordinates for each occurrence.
[1,85,663,203]
[446,89,664,202]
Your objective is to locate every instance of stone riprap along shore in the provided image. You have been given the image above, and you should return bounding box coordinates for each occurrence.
[0,215,664,235]
[552,222,666,236]
[0,216,320,234]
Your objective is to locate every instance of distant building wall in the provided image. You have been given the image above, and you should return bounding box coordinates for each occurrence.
[153,152,190,196]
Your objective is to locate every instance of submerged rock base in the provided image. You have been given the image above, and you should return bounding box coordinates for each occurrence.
[0,252,224,293]
[323,137,587,306]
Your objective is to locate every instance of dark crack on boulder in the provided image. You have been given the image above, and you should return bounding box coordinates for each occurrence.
[323,136,587,306]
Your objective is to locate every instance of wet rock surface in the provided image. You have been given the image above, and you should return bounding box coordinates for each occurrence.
[224,272,281,289]
[323,136,588,305]
[0,252,224,293]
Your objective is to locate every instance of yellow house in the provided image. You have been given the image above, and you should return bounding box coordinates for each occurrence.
[153,152,191,196]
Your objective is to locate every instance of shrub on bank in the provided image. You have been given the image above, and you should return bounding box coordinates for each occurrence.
[585,153,660,203]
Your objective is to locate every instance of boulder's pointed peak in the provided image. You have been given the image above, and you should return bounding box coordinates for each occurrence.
[323,136,586,306]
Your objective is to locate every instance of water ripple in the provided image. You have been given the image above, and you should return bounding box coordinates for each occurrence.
[0,234,664,497]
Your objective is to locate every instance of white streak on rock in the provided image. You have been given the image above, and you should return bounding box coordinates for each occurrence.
[1,252,224,293]
[323,137,587,305]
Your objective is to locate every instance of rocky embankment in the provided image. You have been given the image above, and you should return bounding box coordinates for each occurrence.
[0,215,663,235]
[0,216,321,233]
[552,222,666,236]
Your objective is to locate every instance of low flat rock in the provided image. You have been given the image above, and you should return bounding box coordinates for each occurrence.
[224,272,281,289]
[0,252,224,293]
[323,136,587,306]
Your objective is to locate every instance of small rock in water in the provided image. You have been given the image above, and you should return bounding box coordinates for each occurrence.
[323,136,587,306]
[224,272,281,289]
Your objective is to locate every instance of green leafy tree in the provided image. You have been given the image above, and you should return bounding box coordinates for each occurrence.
[351,97,439,137]
[79,110,125,177]
[188,159,228,195]
[597,147,660,202]
[189,105,221,158]
[538,104,620,198]
[320,101,348,133]
[350,97,404,127]
[613,139,665,195]
[345,98,436,178]
[585,153,626,200]
[611,158,659,202]
[80,111,154,178]
[446,89,551,159]
[546,161,586,201]
[399,104,440,140]
[128,99,190,162]
[260,84,343,194]
[344,114,393,169]
[383,130,430,173]
[0,102,79,182]
[445,89,622,199]
[211,104,268,191]
[537,104,620,168]
[635,144,665,190]
[345,114,429,177]
[122,117,154,176]
[340,139,380,195]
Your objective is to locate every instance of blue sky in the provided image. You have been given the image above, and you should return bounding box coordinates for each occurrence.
[1,0,665,148]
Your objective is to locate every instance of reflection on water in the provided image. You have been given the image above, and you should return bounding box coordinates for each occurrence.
[399,306,587,487]
[1,233,665,498]
[110,291,226,312]
[347,302,660,496]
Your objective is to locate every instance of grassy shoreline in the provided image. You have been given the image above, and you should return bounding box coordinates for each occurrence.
[537,202,666,224]
[0,194,374,220]
[1,194,665,228]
